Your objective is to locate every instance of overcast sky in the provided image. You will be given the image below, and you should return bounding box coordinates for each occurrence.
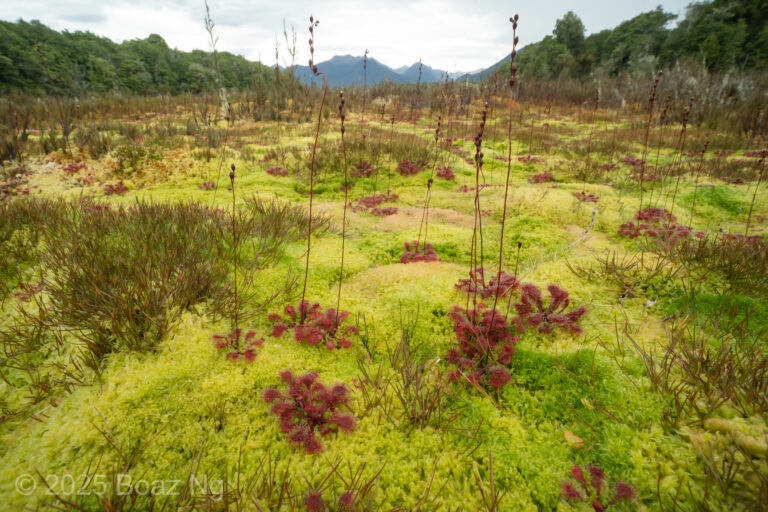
[2,0,692,71]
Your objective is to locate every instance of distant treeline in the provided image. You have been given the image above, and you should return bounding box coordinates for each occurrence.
[1,0,767,96]
[0,19,286,96]
[509,0,767,80]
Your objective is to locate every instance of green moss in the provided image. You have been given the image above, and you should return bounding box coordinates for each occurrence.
[2,112,766,511]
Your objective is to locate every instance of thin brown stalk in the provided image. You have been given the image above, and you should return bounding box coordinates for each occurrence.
[300,16,328,313]
[489,14,519,321]
[336,92,350,323]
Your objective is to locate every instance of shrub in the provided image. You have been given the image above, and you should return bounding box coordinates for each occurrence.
[113,137,146,174]
[0,197,52,302]
[242,194,331,261]
[263,370,355,453]
[37,199,229,366]
[654,232,767,300]
[73,123,112,159]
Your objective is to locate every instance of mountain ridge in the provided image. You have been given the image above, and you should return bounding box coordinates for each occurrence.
[292,54,506,87]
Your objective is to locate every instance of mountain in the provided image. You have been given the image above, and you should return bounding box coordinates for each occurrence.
[293,55,489,87]
[468,54,511,81]
[294,55,408,87]
[398,62,445,83]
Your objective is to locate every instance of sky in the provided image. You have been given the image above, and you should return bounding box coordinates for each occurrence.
[2,0,693,72]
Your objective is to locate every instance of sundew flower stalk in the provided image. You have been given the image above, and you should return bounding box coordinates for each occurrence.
[667,97,693,216]
[639,70,662,208]
[230,163,238,334]
[468,102,489,309]
[336,91,350,324]
[300,15,327,311]
[489,14,520,321]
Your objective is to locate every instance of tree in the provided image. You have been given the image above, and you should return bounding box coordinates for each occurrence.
[554,11,586,54]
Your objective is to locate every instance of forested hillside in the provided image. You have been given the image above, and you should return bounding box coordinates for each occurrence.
[515,0,768,80]
[0,19,280,95]
[1,0,766,96]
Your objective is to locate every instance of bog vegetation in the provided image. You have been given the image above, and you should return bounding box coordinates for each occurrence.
[0,1,767,511]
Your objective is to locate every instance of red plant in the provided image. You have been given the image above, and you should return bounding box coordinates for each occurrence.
[457,184,504,193]
[596,163,619,171]
[348,190,398,213]
[714,150,734,157]
[513,283,587,334]
[618,208,693,242]
[370,206,398,216]
[269,301,355,349]
[63,162,86,173]
[744,149,768,158]
[518,155,545,163]
[75,173,96,186]
[198,181,216,190]
[630,170,662,182]
[561,465,636,511]
[270,300,321,336]
[103,181,129,195]
[572,191,599,202]
[397,159,426,175]
[619,157,645,167]
[529,172,554,184]
[446,303,518,389]
[400,240,440,263]
[455,267,519,299]
[635,208,675,223]
[265,166,289,177]
[305,490,325,511]
[350,161,377,178]
[435,165,455,180]
[263,370,355,453]
[212,329,263,362]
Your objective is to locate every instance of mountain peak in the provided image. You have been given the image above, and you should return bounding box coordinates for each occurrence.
[294,54,503,87]
[327,54,361,65]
